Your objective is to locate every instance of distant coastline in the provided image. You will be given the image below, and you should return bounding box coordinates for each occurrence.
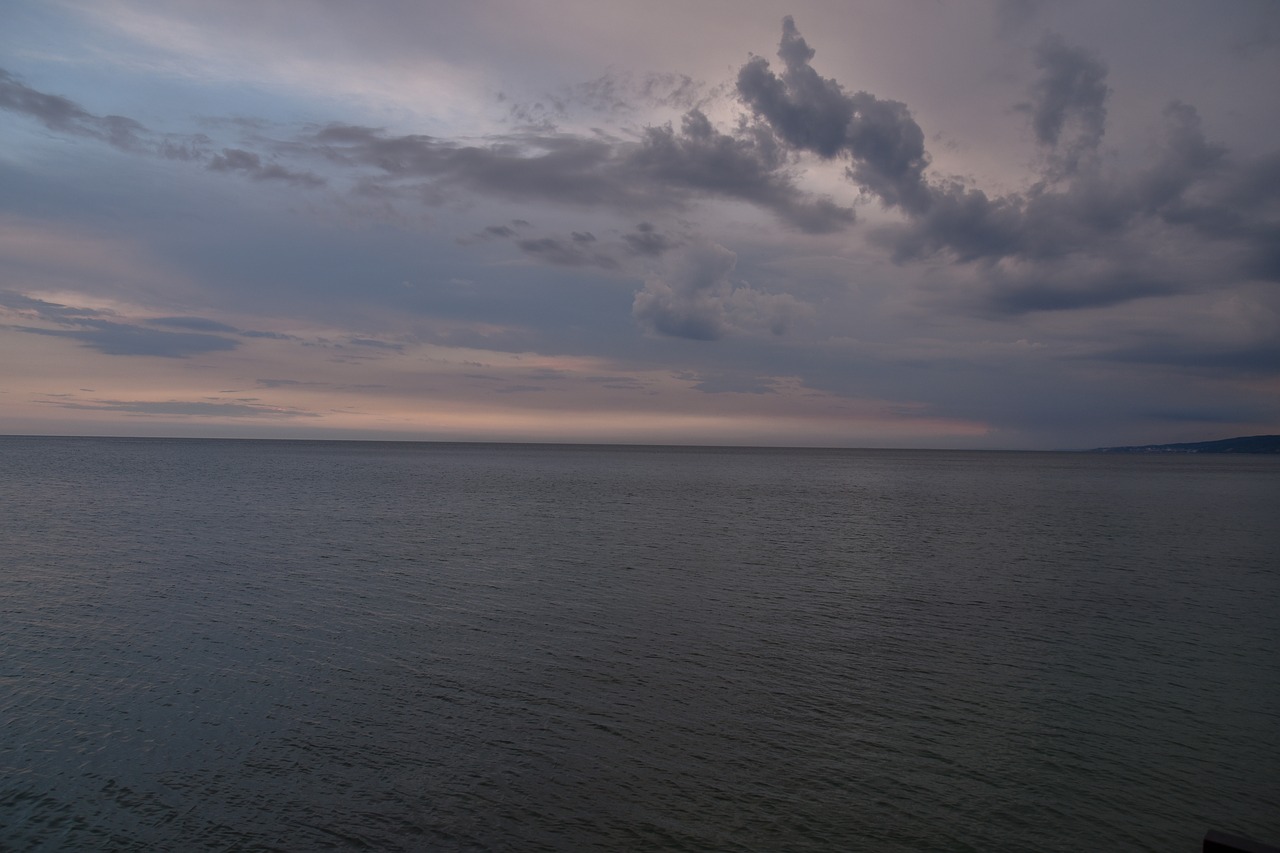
[1090,435,1280,454]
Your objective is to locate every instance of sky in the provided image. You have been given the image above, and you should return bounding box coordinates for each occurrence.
[2,0,1278,449]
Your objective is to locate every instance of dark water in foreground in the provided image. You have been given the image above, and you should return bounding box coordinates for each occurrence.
[1,437,1277,851]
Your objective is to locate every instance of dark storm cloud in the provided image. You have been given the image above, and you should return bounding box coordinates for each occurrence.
[1018,34,1109,178]
[736,17,932,214]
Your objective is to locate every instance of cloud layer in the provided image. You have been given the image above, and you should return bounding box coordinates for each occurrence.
[1,1,1277,447]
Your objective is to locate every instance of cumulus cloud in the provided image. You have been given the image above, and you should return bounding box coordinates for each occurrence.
[632,241,809,340]
[730,18,1278,318]
[737,17,932,213]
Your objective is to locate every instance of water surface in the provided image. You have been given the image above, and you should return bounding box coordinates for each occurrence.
[1,437,1277,850]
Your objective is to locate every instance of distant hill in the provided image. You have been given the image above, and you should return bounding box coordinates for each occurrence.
[1090,435,1280,454]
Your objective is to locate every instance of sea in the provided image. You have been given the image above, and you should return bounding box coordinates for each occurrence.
[1,436,1277,852]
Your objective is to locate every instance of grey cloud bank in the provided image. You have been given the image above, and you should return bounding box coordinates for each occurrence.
[0,1,1277,448]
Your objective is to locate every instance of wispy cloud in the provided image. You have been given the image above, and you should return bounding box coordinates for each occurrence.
[39,397,321,418]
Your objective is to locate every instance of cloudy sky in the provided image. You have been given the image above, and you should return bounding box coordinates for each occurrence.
[3,0,1278,448]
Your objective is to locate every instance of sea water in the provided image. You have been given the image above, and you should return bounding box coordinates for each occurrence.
[1,437,1277,851]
